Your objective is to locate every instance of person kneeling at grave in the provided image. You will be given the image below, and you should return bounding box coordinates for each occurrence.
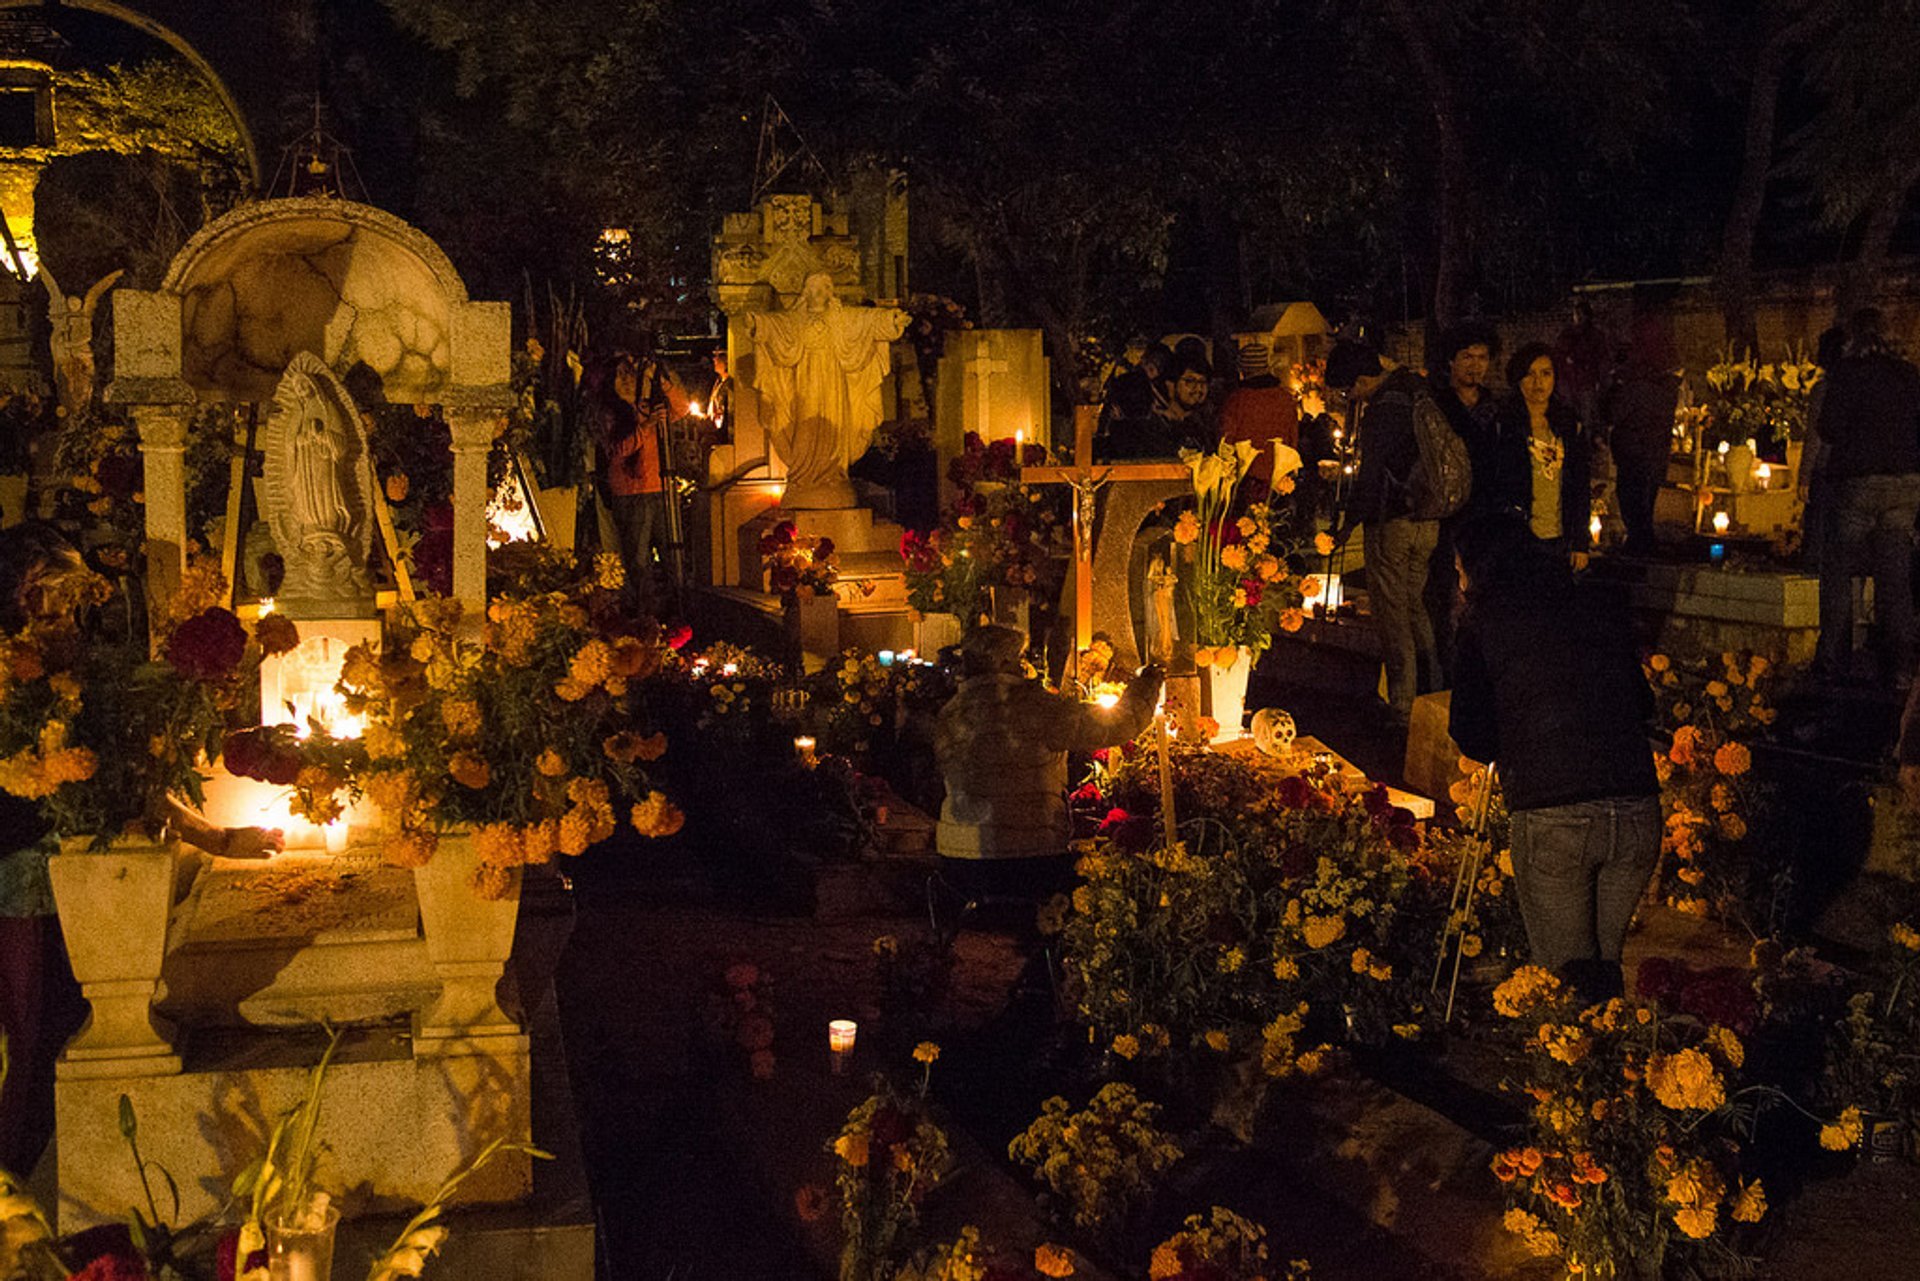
[1448,514,1661,1005]
[934,625,1162,908]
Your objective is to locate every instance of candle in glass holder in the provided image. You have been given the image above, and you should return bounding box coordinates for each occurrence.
[828,1019,857,1073]
[794,736,817,768]
[1712,511,1730,535]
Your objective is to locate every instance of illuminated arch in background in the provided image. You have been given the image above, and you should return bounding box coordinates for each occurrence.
[0,0,261,189]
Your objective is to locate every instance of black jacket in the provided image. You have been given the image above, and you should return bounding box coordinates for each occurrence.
[1819,351,1920,479]
[1469,395,1593,549]
[1450,576,1658,812]
[1347,367,1433,527]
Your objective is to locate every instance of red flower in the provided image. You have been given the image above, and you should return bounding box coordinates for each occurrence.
[666,622,693,650]
[1021,442,1049,467]
[167,608,248,681]
[221,726,302,787]
[215,1228,268,1281]
[1070,782,1103,804]
[1241,577,1264,607]
[1276,775,1315,809]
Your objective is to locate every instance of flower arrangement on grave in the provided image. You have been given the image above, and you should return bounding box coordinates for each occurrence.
[0,554,267,846]
[1148,1207,1310,1281]
[899,432,1067,625]
[1173,441,1307,662]
[1489,966,1769,1278]
[1058,744,1450,1093]
[1697,347,1821,454]
[831,1079,952,1281]
[1645,649,1778,928]
[1813,922,1920,1155]
[759,519,842,601]
[706,961,778,1080]
[1286,358,1329,419]
[1007,1083,1182,1239]
[314,584,677,897]
[796,649,956,759]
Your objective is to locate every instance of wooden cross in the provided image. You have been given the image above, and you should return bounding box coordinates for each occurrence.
[1021,405,1186,656]
[963,345,1011,439]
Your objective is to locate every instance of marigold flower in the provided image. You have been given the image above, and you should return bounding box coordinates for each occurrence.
[558,809,593,856]
[469,860,514,900]
[449,751,492,789]
[385,827,438,869]
[1712,742,1751,776]
[1034,1243,1075,1278]
[1819,1105,1863,1151]
[1493,966,1565,1018]
[912,1041,940,1065]
[1203,1029,1230,1052]
[630,791,686,838]
[385,472,410,503]
[1648,653,1670,671]
[1172,511,1200,545]
[535,748,568,777]
[1301,914,1345,949]
[1220,543,1249,572]
[1730,1179,1766,1223]
[1891,922,1920,952]
[1278,608,1305,633]
[1718,812,1748,841]
[441,698,483,740]
[1111,1033,1140,1060]
[1674,1205,1718,1239]
[833,1132,869,1167]
[1647,1048,1726,1111]
[1314,531,1336,556]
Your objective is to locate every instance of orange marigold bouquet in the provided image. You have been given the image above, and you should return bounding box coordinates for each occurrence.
[330,588,677,897]
[1644,648,1778,927]
[1490,966,1770,1277]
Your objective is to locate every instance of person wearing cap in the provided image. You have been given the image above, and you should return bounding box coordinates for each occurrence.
[1218,337,1301,499]
[1326,337,1446,726]
[933,626,1163,896]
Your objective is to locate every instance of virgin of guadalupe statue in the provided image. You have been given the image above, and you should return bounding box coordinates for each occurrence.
[262,352,374,615]
[746,272,910,509]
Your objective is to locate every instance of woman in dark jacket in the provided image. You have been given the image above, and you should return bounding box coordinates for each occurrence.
[1470,342,1594,567]
[1448,514,1659,1003]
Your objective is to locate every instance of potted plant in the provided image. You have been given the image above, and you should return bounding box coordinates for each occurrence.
[1175,441,1307,741]
[759,519,846,666]
[316,579,683,1046]
[0,560,268,1072]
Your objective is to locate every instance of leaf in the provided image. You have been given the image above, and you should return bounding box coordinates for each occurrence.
[119,1093,138,1142]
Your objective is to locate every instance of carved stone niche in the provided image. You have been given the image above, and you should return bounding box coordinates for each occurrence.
[261,351,375,617]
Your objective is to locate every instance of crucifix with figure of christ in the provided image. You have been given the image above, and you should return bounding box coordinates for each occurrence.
[1021,405,1187,667]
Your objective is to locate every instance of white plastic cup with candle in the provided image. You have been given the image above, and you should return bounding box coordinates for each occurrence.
[1712,510,1731,535]
[828,1019,857,1074]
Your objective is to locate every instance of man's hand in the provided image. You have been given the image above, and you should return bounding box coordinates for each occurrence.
[1570,551,1590,571]
[223,827,284,859]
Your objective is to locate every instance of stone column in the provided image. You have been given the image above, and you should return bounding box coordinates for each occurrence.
[134,404,191,627]
[446,407,496,615]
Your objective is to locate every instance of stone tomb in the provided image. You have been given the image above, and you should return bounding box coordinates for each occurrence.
[933,328,1050,509]
[53,197,587,1266]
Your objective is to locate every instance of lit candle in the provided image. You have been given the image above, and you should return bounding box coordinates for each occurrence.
[1717,440,1730,456]
[1712,511,1730,535]
[828,1019,857,1073]
[324,820,348,855]
[1590,512,1603,541]
[1755,462,1772,486]
[794,736,817,768]
[1094,690,1120,709]
[1015,428,1024,451]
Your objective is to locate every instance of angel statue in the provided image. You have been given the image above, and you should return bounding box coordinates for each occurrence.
[41,265,124,412]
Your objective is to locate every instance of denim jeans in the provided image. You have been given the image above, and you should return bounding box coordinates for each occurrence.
[1365,517,1441,717]
[1816,473,1920,683]
[1509,794,1662,1001]
[608,491,666,615]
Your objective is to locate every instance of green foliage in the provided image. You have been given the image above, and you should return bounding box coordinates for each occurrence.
[1007,1082,1181,1238]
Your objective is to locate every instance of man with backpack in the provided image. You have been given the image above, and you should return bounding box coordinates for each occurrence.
[1327,335,1472,728]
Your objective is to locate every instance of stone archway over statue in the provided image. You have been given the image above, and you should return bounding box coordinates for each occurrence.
[108,196,511,617]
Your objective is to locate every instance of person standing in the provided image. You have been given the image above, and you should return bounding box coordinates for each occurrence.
[1474,343,1594,568]
[599,353,669,616]
[1814,308,1920,687]
[1328,337,1452,725]
[1427,322,1500,655]
[1600,316,1681,558]
[1449,514,1660,1003]
[1108,352,1216,460]
[1553,296,1612,427]
[1218,337,1301,498]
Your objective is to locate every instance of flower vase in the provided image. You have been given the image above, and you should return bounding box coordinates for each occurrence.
[411,831,524,1056]
[47,835,183,1076]
[786,590,840,671]
[267,1198,340,1281]
[1203,647,1253,742]
[988,585,1030,637]
[914,611,964,659]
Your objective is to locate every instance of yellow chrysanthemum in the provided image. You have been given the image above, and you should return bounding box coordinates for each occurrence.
[1301,914,1346,950]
